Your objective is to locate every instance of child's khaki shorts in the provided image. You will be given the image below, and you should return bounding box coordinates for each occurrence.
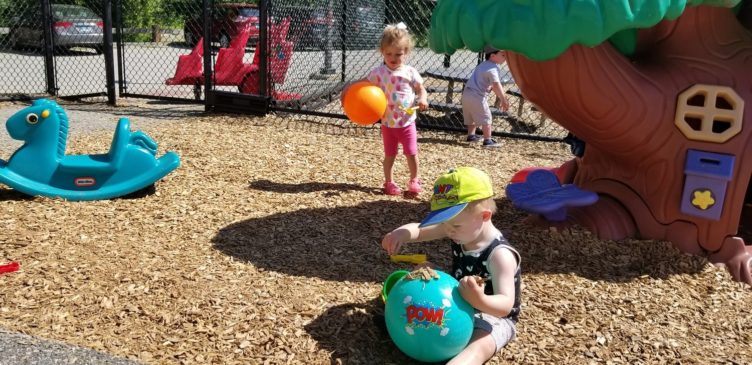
[462,94,493,126]
[474,312,517,351]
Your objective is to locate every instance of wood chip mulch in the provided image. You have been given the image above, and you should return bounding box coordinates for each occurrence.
[0,112,750,365]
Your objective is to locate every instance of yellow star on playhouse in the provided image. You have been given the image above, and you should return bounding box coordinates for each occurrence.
[691,190,715,210]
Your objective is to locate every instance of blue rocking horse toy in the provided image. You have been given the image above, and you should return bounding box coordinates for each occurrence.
[0,99,180,200]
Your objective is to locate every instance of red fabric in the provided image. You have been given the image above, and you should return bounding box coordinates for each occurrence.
[510,167,564,184]
[214,26,253,85]
[268,40,294,84]
[251,18,291,67]
[214,21,289,86]
[240,40,299,101]
[0,262,19,275]
[271,90,303,101]
[165,38,204,85]
[166,18,300,101]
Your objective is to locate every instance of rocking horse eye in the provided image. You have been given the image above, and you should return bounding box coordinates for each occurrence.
[26,113,39,124]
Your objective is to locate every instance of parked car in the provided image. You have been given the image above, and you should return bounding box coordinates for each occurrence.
[284,3,383,51]
[9,4,104,54]
[344,5,383,49]
[285,8,332,51]
[184,3,259,48]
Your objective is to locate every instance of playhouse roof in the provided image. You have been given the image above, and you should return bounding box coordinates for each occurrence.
[429,0,743,61]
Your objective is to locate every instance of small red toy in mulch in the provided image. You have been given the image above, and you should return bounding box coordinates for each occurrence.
[0,262,19,275]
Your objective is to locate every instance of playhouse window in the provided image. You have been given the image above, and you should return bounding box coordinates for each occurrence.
[674,85,744,143]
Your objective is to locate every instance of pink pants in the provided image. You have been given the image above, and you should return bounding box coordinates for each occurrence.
[381,124,418,156]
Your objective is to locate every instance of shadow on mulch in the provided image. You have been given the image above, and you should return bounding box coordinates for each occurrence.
[0,184,157,202]
[494,199,707,283]
[300,202,708,364]
[0,188,34,201]
[212,196,706,284]
[119,183,157,200]
[303,297,424,365]
[58,99,205,120]
[249,179,381,195]
[212,199,437,283]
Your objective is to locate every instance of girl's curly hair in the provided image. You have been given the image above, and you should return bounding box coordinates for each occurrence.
[380,22,414,51]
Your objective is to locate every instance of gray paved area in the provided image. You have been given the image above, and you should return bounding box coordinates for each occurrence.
[0,43,487,100]
[0,328,140,365]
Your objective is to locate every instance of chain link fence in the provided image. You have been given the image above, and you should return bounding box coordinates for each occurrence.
[0,0,567,141]
[267,0,567,141]
[54,0,109,98]
[0,0,109,100]
[117,0,206,100]
[118,0,271,102]
[0,0,54,98]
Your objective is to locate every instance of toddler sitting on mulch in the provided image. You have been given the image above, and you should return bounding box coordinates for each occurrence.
[380,167,523,364]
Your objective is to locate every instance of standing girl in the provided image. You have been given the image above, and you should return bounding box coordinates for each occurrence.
[367,22,428,196]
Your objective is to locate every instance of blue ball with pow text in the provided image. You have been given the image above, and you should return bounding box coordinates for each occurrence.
[383,269,476,362]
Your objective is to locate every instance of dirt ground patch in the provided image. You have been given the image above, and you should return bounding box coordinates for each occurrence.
[0,113,750,364]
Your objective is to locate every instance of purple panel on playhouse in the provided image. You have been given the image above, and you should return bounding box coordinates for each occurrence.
[681,149,735,220]
[505,169,598,221]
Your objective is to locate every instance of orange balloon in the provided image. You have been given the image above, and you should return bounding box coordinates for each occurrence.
[343,81,387,126]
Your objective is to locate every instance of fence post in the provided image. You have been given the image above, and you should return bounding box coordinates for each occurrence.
[258,0,268,96]
[202,0,213,109]
[320,0,335,75]
[103,0,116,105]
[114,0,126,95]
[40,0,56,96]
[340,0,346,82]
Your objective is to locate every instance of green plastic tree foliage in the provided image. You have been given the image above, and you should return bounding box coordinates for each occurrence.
[429,0,742,61]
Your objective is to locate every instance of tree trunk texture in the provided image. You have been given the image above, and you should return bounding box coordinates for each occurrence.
[506,5,752,282]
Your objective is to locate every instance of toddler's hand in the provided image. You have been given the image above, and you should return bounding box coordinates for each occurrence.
[499,97,510,112]
[382,229,410,256]
[458,276,486,307]
[417,98,429,111]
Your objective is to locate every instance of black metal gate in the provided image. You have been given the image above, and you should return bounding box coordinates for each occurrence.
[115,0,206,103]
[114,0,270,114]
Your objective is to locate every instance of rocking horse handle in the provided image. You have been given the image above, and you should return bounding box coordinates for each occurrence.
[108,117,132,170]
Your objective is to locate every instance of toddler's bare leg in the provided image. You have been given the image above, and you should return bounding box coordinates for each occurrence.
[466,124,477,136]
[481,124,493,140]
[383,155,397,182]
[446,329,496,365]
[405,154,419,180]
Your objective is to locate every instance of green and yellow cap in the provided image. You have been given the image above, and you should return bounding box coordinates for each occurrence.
[419,167,494,227]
